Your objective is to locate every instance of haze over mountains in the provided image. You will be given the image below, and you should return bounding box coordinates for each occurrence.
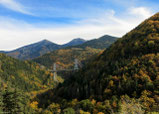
[0,38,86,60]
[0,35,117,60]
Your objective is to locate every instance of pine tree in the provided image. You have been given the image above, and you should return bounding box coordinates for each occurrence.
[12,89,23,113]
[2,87,14,113]
[0,89,3,113]
[2,87,23,114]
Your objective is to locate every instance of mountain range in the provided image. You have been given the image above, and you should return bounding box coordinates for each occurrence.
[33,35,117,70]
[0,35,117,61]
[0,38,86,60]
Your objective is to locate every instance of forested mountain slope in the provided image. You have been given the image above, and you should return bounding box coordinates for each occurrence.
[0,53,54,92]
[34,47,102,70]
[36,13,159,113]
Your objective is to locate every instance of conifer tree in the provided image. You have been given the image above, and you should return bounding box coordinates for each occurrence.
[2,87,14,113]
[12,89,22,113]
[0,90,3,113]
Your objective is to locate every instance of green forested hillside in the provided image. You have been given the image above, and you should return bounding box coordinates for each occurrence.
[34,47,102,70]
[0,53,54,92]
[35,13,159,113]
[0,53,60,113]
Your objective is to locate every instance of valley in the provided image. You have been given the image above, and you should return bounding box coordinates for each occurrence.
[0,1,159,113]
[0,34,118,113]
[31,12,159,113]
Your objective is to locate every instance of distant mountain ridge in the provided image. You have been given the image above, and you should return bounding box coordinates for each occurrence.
[3,39,60,60]
[62,38,86,47]
[0,38,86,60]
[74,35,117,49]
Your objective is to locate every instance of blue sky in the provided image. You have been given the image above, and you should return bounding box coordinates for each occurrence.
[0,0,159,50]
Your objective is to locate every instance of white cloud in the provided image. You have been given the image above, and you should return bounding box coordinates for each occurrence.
[0,0,32,15]
[0,6,155,50]
[129,7,152,19]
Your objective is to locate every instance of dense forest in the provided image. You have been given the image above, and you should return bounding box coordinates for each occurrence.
[34,47,102,70]
[0,53,60,113]
[32,13,159,113]
[0,53,56,92]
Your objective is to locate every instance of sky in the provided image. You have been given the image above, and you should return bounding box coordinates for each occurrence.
[0,0,159,50]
